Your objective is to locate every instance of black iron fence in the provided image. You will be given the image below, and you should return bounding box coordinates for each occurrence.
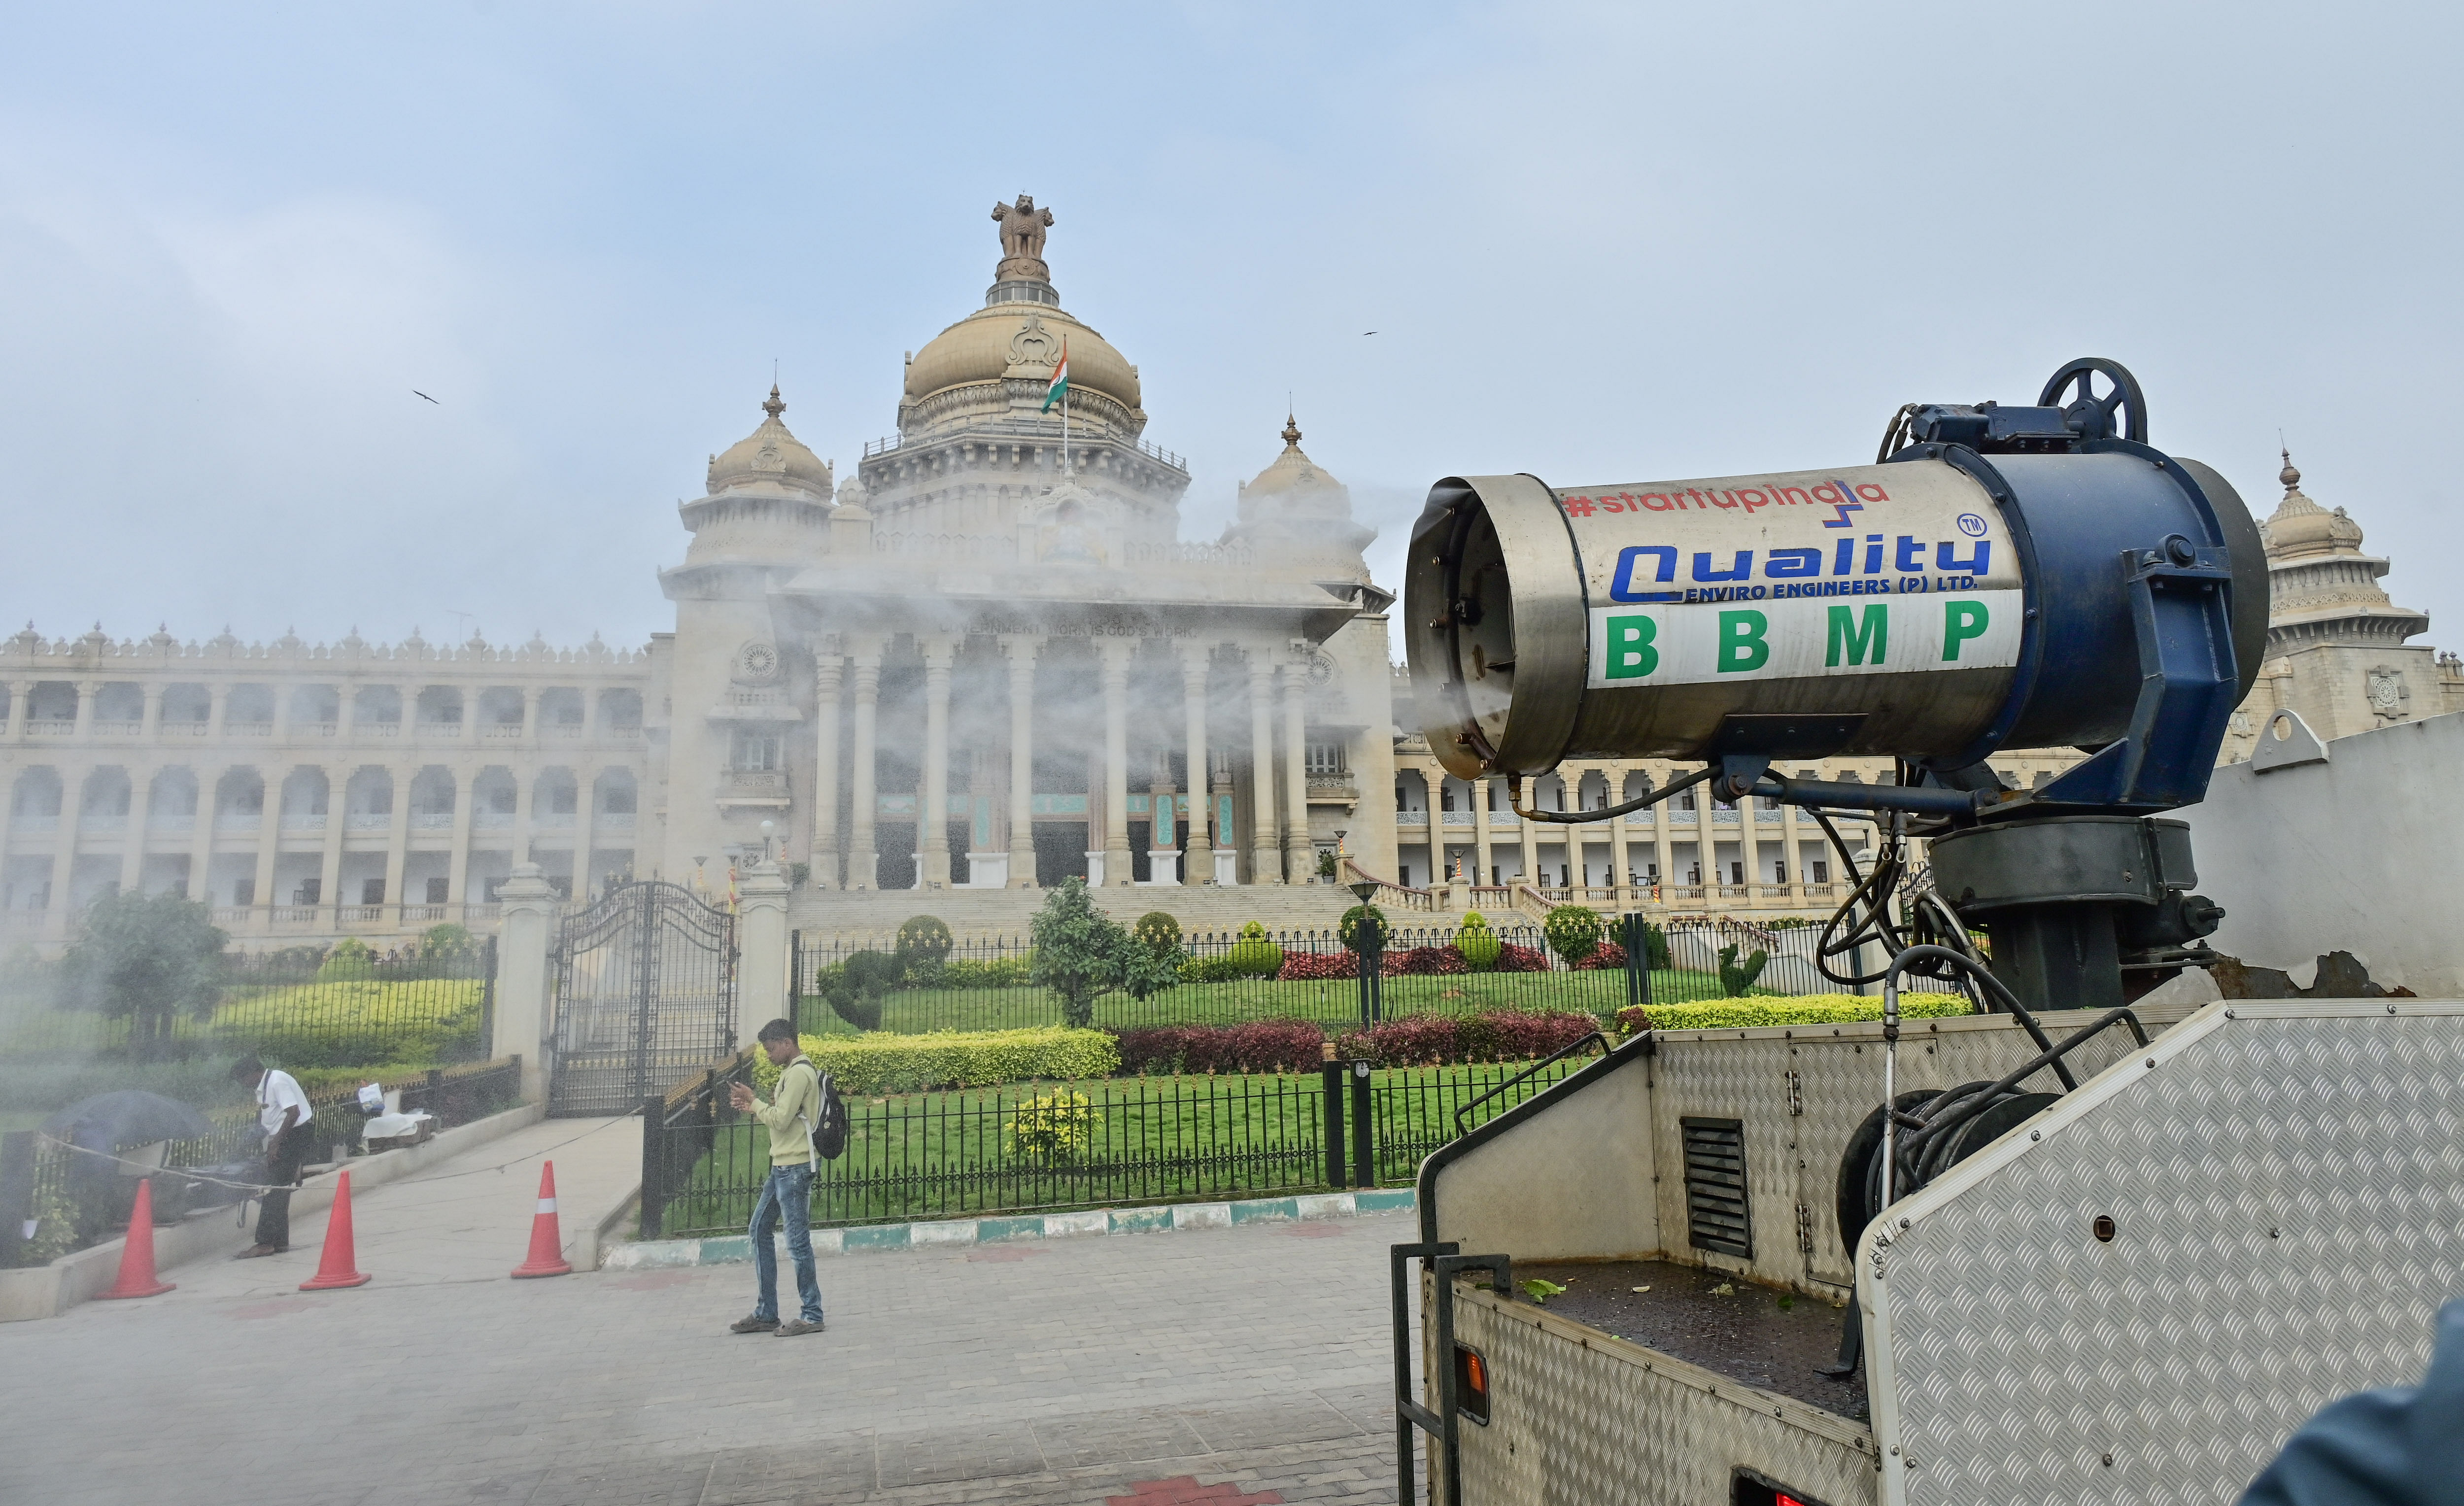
[639,1050,1598,1238]
[0,1056,526,1268]
[789,915,1938,1038]
[0,942,498,1066]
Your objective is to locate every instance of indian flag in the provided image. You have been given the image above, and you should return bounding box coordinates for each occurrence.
[1040,338,1070,413]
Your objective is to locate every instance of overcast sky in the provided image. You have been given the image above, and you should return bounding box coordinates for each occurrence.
[2,2,2456,660]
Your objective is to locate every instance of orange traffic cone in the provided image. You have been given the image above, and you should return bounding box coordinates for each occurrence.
[299,1169,372,1291]
[511,1161,572,1278]
[95,1177,175,1300]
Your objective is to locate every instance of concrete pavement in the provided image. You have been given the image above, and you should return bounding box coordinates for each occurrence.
[0,1110,1416,1506]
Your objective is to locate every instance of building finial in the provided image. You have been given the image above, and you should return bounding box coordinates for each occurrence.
[1281,412,1302,449]
[763,383,785,420]
[2280,444,2301,493]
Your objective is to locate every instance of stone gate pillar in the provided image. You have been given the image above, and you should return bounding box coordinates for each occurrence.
[737,860,793,1039]
[494,863,559,1104]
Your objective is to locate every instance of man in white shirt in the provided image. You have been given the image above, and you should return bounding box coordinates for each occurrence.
[230,1055,315,1257]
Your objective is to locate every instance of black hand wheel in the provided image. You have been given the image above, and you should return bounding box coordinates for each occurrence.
[2038,357,2147,445]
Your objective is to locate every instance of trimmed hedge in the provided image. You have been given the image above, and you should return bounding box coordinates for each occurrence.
[1570,940,1629,971]
[1335,1009,1598,1066]
[1113,1020,1326,1075]
[1616,994,1972,1034]
[755,1026,1122,1095]
[1277,951,1358,981]
[210,980,486,1067]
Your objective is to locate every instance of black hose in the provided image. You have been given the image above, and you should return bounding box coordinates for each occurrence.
[1505,762,1718,824]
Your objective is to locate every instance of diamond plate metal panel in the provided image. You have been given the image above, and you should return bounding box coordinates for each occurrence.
[1446,1281,1878,1506]
[1865,1002,2464,1506]
[1652,1008,2189,1292]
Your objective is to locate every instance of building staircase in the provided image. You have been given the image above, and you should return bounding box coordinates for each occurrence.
[785,882,1368,943]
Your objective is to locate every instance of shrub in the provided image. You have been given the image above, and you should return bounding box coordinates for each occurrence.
[1494,943,1549,972]
[1338,904,1389,954]
[1226,921,1284,979]
[1387,945,1469,976]
[1029,878,1179,1029]
[821,949,903,1029]
[895,915,954,969]
[1641,922,1672,971]
[1542,905,1604,965]
[316,939,376,982]
[1009,1090,1095,1159]
[208,980,487,1068]
[1614,993,1972,1035]
[1315,850,1338,880]
[1178,953,1248,984]
[1571,940,1629,971]
[1453,912,1501,971]
[941,956,1033,989]
[1132,911,1181,955]
[1112,1020,1327,1075]
[1277,950,1357,981]
[1334,1009,1597,1067]
[754,1025,1122,1095]
[1718,943,1770,997]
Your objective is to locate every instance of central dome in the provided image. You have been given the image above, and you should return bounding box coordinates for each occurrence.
[903,305,1141,412]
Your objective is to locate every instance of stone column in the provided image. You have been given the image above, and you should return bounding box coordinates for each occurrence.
[271,683,292,744]
[1099,638,1134,885]
[1518,771,1540,890]
[250,768,280,930]
[205,683,229,742]
[140,684,163,740]
[1607,764,1630,895]
[1472,776,1493,887]
[512,762,536,868]
[572,763,599,902]
[71,679,98,741]
[446,764,477,909]
[1246,654,1278,883]
[735,860,793,1046]
[382,763,412,921]
[461,686,480,748]
[118,764,150,894]
[43,768,82,931]
[5,680,31,742]
[1001,635,1039,889]
[919,637,955,889]
[318,763,347,922]
[848,642,881,890]
[1280,663,1310,885]
[1179,643,1211,886]
[810,653,842,890]
[493,863,558,1102]
[186,764,219,902]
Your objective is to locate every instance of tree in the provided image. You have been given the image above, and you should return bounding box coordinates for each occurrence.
[59,890,228,1058]
[1028,878,1179,1028]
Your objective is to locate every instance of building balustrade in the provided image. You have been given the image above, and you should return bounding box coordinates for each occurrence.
[149,815,194,831]
[227,721,273,737]
[411,812,454,829]
[598,812,637,831]
[82,814,128,832]
[94,720,143,736]
[1395,809,1428,826]
[532,812,577,828]
[474,811,515,829]
[1441,810,1476,826]
[214,813,260,832]
[481,724,525,741]
[279,814,328,831]
[345,813,390,830]
[25,721,72,737]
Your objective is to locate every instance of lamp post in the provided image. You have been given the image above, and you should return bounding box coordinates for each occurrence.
[1346,877,1383,1027]
[759,819,775,864]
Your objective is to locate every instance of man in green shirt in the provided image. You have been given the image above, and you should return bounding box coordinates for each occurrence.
[725,1018,825,1336]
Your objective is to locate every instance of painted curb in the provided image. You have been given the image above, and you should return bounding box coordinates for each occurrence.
[602,1188,1418,1271]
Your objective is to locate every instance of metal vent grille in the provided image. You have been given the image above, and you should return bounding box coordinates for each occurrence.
[1682,1116,1753,1258]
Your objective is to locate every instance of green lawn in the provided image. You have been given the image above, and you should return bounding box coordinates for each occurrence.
[797,966,1723,1036]
[652,1057,1589,1235]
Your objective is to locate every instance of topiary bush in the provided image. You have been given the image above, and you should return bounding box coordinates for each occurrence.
[1570,940,1629,971]
[1452,912,1502,971]
[1717,943,1770,997]
[895,915,954,970]
[1386,945,1470,976]
[1493,942,1549,972]
[1226,921,1284,979]
[821,949,904,1030]
[1641,921,1672,971]
[1542,905,1604,966]
[1132,912,1183,964]
[1338,904,1389,955]
[1178,953,1249,984]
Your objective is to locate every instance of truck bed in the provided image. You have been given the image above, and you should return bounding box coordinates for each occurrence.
[1514,1259,1868,1419]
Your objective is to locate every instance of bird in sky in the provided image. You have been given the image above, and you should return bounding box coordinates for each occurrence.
[412,390,439,404]
[1363,331,1378,336]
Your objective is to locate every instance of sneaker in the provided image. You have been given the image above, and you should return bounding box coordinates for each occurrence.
[775,1318,825,1337]
[729,1314,780,1335]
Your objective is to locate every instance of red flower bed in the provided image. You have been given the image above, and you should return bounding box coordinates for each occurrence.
[1493,943,1551,973]
[1275,950,1358,981]
[1111,1020,1326,1075]
[1570,940,1629,971]
[1386,945,1469,976]
[1334,1009,1598,1066]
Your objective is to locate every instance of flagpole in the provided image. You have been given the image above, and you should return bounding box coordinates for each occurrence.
[1062,376,1070,476]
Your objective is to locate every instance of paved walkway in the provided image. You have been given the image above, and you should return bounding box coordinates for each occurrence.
[0,1116,1414,1506]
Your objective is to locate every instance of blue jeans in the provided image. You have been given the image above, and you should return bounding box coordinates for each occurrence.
[749,1161,822,1325]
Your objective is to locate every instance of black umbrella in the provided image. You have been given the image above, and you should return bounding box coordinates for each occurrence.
[41,1090,216,1147]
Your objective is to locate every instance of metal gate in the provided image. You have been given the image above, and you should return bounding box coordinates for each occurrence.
[547,880,738,1117]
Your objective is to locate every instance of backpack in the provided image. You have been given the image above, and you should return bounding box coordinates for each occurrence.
[790,1059,849,1162]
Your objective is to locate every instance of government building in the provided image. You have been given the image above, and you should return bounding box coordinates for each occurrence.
[4,205,2457,945]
